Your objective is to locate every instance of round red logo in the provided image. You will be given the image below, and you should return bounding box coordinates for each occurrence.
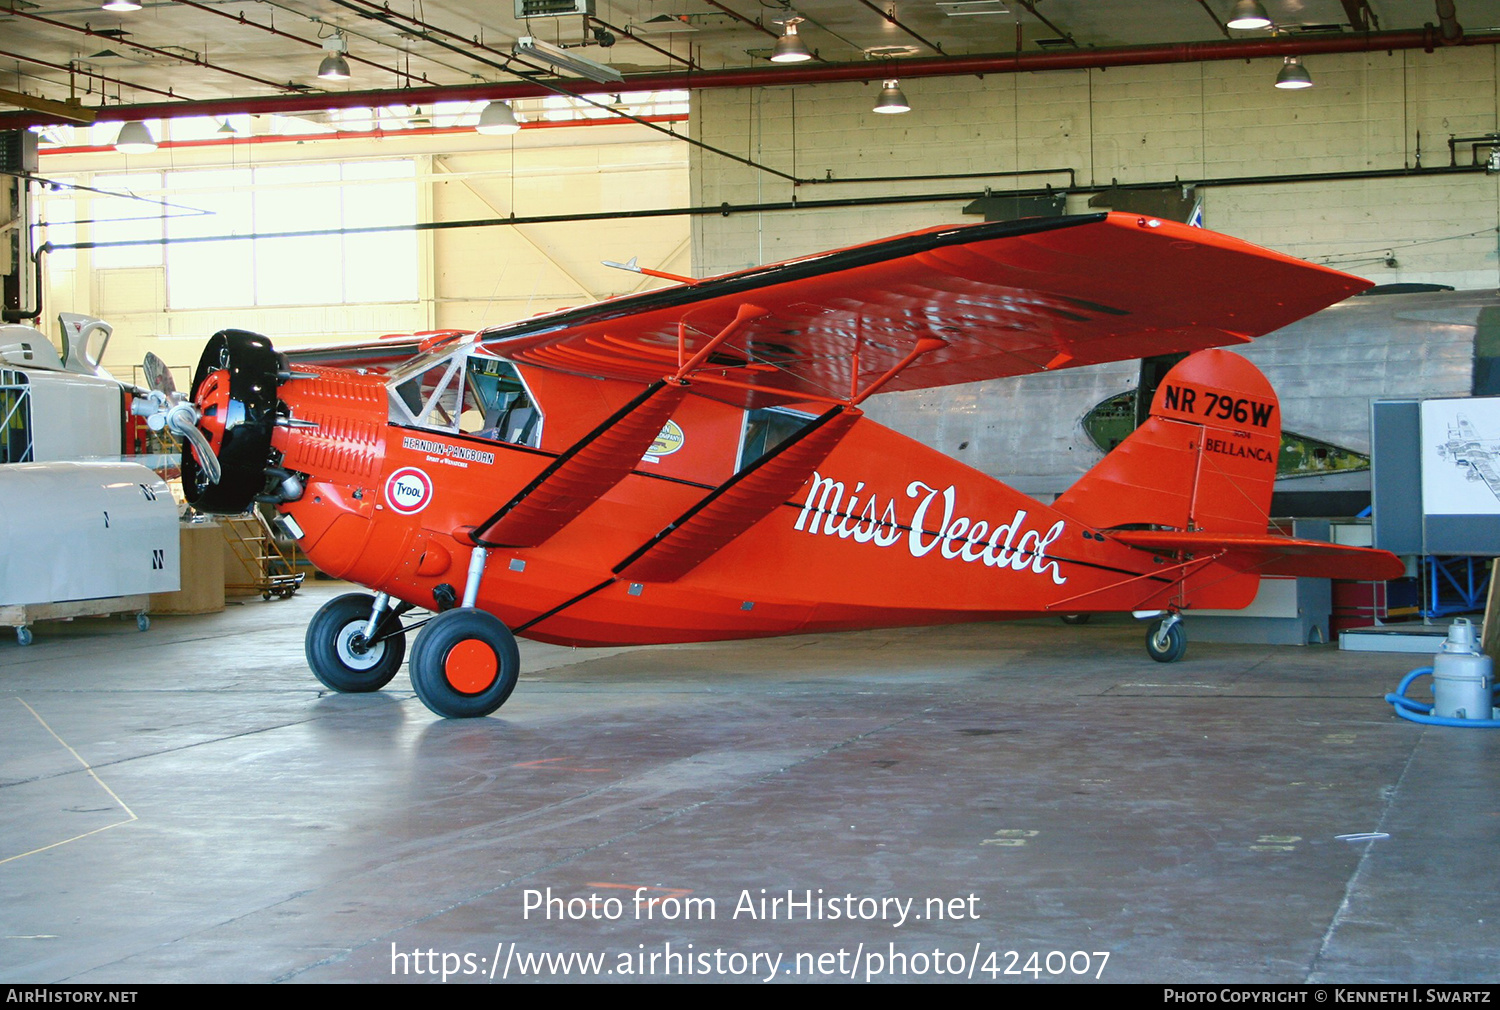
[385,467,433,515]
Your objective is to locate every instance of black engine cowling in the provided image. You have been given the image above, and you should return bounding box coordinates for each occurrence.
[182,329,285,514]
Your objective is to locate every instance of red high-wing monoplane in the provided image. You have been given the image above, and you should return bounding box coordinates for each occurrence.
[143,212,1404,718]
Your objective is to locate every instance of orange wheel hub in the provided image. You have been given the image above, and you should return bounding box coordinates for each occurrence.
[444,640,498,694]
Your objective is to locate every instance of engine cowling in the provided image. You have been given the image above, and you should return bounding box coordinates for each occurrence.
[183,329,285,514]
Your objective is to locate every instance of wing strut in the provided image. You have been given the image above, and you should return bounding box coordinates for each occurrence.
[614,405,861,584]
[470,303,771,549]
[471,378,690,548]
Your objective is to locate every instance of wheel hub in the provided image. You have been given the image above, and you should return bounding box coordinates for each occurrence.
[444,640,498,694]
[335,622,386,670]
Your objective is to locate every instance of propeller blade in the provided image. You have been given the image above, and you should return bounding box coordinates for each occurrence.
[174,421,222,486]
[142,351,177,396]
[164,401,221,485]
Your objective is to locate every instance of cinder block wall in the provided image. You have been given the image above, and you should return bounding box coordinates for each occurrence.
[688,47,1498,490]
[690,47,1500,289]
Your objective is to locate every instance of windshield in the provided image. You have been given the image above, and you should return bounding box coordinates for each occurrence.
[388,348,542,448]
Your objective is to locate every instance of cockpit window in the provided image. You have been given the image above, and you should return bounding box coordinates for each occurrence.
[461,357,540,446]
[389,352,542,448]
[738,407,813,471]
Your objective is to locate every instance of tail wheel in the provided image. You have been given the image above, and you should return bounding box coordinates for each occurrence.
[183,329,284,514]
[1146,619,1186,663]
[409,608,520,718]
[306,592,406,693]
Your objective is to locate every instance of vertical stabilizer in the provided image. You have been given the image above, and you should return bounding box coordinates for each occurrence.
[1053,348,1280,534]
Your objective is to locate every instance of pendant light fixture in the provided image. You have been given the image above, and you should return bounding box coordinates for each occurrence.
[1274,55,1313,89]
[1226,0,1272,30]
[318,32,351,82]
[770,16,812,63]
[114,120,157,153]
[873,80,910,114]
[476,101,521,135]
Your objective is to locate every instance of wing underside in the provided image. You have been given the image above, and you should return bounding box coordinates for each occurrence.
[478,212,1370,409]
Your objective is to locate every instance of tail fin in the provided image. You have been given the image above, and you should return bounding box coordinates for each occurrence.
[1054,348,1280,534]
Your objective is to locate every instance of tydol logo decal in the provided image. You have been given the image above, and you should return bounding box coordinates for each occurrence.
[385,467,433,514]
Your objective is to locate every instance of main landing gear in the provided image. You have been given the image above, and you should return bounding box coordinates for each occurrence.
[1145,612,1186,663]
[304,591,520,718]
[408,608,520,719]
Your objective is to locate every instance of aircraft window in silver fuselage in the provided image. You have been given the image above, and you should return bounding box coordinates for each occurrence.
[737,407,813,472]
[387,350,543,448]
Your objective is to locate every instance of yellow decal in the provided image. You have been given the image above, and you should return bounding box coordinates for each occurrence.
[648,421,685,457]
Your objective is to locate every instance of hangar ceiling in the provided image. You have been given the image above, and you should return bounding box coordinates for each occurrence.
[1,0,1498,130]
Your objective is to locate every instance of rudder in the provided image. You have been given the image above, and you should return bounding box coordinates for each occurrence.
[1053,349,1280,534]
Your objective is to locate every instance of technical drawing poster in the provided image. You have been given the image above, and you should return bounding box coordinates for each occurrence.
[1421,397,1500,515]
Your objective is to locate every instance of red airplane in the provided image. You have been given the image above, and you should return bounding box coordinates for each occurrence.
[144,212,1404,718]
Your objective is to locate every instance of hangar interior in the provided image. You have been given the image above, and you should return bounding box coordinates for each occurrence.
[2,0,1499,985]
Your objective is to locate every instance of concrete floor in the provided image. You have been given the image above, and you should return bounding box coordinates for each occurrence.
[0,581,1495,984]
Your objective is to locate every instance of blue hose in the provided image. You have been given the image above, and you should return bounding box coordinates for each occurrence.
[1385,666,1500,727]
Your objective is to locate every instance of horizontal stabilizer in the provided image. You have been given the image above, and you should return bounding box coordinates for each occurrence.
[1111,530,1405,581]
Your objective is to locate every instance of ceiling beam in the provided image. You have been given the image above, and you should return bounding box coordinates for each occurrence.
[1340,0,1374,32]
[0,88,96,123]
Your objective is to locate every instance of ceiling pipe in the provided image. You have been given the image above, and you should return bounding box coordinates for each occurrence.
[589,15,701,70]
[1339,0,1376,33]
[0,48,185,102]
[701,1,781,39]
[1433,0,1463,43]
[328,0,801,182]
[1015,1,1077,47]
[1192,0,1233,39]
[2,27,1493,130]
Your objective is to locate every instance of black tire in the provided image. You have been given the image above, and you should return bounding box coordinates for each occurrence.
[1145,619,1186,663]
[408,608,520,718]
[306,592,406,693]
[1059,613,1091,625]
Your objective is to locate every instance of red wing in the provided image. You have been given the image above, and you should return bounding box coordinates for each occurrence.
[282,331,469,372]
[478,212,1369,408]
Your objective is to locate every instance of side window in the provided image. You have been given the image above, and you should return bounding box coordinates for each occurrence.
[738,407,812,471]
[461,357,542,447]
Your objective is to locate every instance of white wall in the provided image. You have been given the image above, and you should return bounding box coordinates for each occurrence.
[37,121,690,382]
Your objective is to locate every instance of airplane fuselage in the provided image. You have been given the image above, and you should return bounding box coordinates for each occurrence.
[269,356,1259,647]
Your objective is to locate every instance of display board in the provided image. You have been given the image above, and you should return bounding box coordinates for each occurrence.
[1373,396,1500,555]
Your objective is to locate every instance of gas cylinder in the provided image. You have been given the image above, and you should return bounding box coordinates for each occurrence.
[1432,618,1495,721]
